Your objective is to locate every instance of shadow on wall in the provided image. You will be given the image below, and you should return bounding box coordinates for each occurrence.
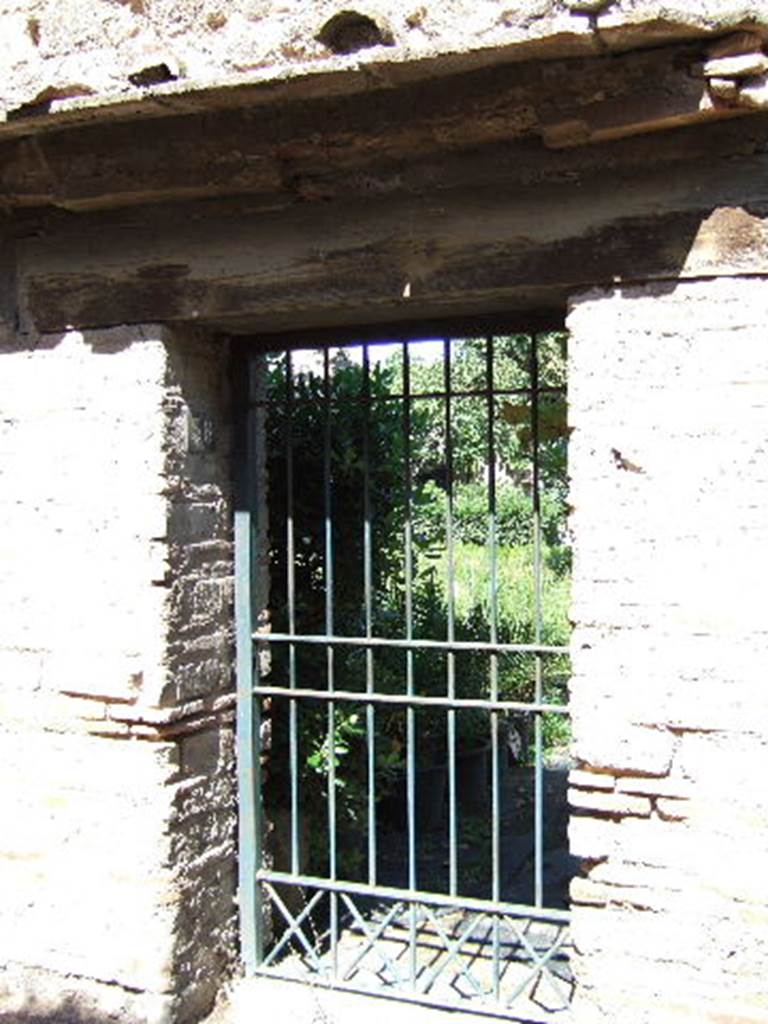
[1,1006,121,1024]
[0,977,192,1024]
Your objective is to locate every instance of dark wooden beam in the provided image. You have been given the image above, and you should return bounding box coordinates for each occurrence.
[1,41,758,214]
[19,145,768,335]
[0,240,16,333]
[539,52,749,147]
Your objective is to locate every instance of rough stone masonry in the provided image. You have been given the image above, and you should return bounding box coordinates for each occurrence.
[1,0,768,128]
[0,325,237,1023]
[567,278,768,1024]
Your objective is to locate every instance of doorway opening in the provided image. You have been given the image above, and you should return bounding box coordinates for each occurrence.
[235,331,574,1019]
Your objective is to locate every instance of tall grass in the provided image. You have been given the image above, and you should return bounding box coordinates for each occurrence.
[435,541,570,648]
[428,540,571,755]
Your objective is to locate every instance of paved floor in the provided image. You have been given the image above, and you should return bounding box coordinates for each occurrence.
[205,973,574,1024]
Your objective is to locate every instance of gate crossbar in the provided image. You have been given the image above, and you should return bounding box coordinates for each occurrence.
[254,684,568,715]
[258,870,570,922]
[254,632,567,655]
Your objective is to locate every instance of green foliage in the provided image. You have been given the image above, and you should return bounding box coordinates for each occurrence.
[261,335,572,877]
[388,333,569,493]
[266,353,406,637]
[413,479,568,550]
[306,711,366,777]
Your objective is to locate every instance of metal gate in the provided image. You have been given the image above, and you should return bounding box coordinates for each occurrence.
[235,333,572,1018]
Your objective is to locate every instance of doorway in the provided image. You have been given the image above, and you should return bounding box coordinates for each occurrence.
[235,331,574,1018]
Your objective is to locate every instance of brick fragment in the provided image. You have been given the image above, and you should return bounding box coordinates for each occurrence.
[569,789,652,817]
[570,768,616,791]
[703,54,768,79]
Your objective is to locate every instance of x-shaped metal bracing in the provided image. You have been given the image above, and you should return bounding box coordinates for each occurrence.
[262,884,327,972]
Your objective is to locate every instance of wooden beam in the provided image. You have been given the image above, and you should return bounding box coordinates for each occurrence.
[19,148,768,334]
[0,62,546,211]
[540,52,749,148]
[0,241,16,334]
[1,41,761,213]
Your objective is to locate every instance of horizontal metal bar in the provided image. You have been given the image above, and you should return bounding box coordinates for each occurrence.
[253,632,569,656]
[258,869,571,924]
[253,684,568,715]
[252,965,559,1018]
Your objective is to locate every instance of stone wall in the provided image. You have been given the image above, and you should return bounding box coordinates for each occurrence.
[567,277,768,1024]
[0,1,765,125]
[0,325,237,1024]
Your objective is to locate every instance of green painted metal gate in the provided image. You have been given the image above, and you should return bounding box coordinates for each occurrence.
[235,333,572,1017]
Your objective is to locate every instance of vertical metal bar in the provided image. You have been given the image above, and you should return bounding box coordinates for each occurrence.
[286,352,300,876]
[323,348,338,974]
[403,341,418,989]
[235,354,263,971]
[444,339,458,899]
[531,335,545,910]
[363,344,377,887]
[486,336,501,998]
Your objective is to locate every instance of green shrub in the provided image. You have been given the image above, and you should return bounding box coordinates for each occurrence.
[414,479,568,551]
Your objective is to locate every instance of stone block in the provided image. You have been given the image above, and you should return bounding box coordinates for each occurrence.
[572,719,675,776]
[568,815,620,859]
[656,797,689,821]
[569,768,616,791]
[570,876,610,906]
[676,731,768,793]
[168,501,228,544]
[568,788,652,817]
[615,775,695,799]
[589,860,688,893]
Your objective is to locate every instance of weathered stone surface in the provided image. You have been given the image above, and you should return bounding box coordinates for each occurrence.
[571,718,675,776]
[0,326,169,704]
[568,789,652,817]
[589,860,689,892]
[706,29,765,58]
[569,768,616,791]
[708,75,742,100]
[568,277,768,1024]
[738,71,768,107]
[0,1,766,137]
[0,963,175,1024]
[615,775,695,799]
[0,323,236,1023]
[596,3,768,52]
[12,100,768,334]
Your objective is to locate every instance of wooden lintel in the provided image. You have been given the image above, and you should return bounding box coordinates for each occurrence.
[0,41,754,214]
[19,150,768,334]
[0,243,16,332]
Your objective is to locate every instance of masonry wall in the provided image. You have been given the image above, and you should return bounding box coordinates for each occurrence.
[0,325,237,1024]
[567,278,768,1024]
[0,0,585,116]
[2,0,756,121]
